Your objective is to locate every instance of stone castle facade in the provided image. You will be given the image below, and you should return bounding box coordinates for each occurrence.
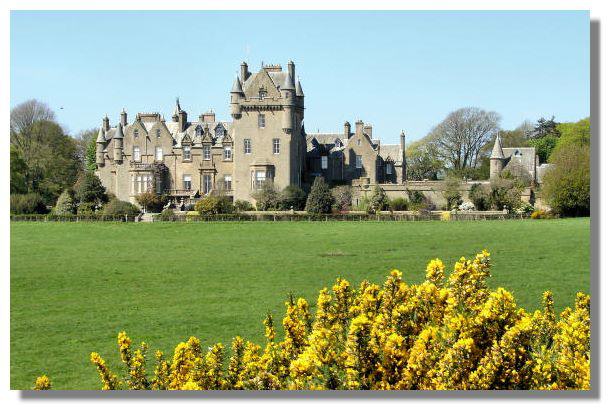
[95,61,407,206]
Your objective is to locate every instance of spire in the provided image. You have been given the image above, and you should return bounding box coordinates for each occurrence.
[400,130,406,138]
[113,122,124,139]
[295,78,304,97]
[96,126,106,143]
[231,76,243,94]
[174,97,182,115]
[490,131,505,159]
[281,72,294,91]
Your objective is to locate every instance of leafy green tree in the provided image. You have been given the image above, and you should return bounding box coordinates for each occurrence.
[10,145,28,194]
[305,177,334,214]
[73,172,108,209]
[53,189,77,215]
[552,118,590,155]
[406,139,443,180]
[443,177,462,210]
[527,134,559,163]
[489,176,523,210]
[541,143,590,216]
[469,183,490,211]
[135,191,167,213]
[530,116,560,139]
[74,128,98,172]
[10,193,48,214]
[252,180,281,211]
[368,185,389,212]
[279,185,306,210]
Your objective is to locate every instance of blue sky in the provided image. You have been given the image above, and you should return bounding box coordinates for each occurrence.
[10,10,589,144]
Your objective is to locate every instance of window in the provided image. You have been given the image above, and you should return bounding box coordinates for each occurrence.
[155,146,163,161]
[244,139,252,154]
[183,145,191,161]
[132,173,152,194]
[156,129,161,138]
[183,174,192,190]
[255,171,266,189]
[224,146,232,160]
[258,114,265,128]
[259,88,266,100]
[215,125,225,138]
[203,174,213,194]
[203,145,211,160]
[357,138,361,146]
[224,175,232,191]
[321,156,328,170]
[134,130,139,139]
[356,155,362,169]
[273,138,280,154]
[386,163,393,175]
[133,146,141,162]
[156,179,162,194]
[335,139,342,149]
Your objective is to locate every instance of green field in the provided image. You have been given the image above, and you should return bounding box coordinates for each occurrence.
[10,218,590,389]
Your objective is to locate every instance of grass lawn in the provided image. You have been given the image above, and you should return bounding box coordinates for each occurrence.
[10,218,590,389]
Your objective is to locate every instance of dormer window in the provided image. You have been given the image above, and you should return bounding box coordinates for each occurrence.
[215,124,225,138]
[335,139,342,149]
[156,129,161,139]
[196,126,203,137]
[134,130,139,139]
[259,88,267,100]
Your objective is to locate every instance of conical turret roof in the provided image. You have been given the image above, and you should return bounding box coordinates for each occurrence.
[490,132,505,159]
[295,79,304,97]
[96,126,106,143]
[281,72,294,90]
[231,76,243,94]
[113,122,124,139]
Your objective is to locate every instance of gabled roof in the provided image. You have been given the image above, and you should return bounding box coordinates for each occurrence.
[380,144,404,164]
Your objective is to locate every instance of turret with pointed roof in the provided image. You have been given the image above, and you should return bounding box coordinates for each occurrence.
[113,122,124,163]
[490,132,505,159]
[96,127,106,167]
[489,132,506,179]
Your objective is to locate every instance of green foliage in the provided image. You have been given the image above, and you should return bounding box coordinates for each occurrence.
[406,189,427,211]
[305,177,334,214]
[73,172,108,207]
[252,180,281,211]
[368,185,389,213]
[10,193,48,214]
[552,118,590,157]
[527,134,558,164]
[332,185,354,212]
[234,200,255,212]
[10,145,28,194]
[101,199,140,217]
[159,208,176,221]
[489,176,523,211]
[53,189,77,215]
[279,185,307,210]
[406,139,443,181]
[443,177,462,210]
[135,192,167,213]
[541,143,590,217]
[469,184,490,211]
[389,197,409,211]
[195,195,235,215]
[77,202,98,215]
[530,116,560,139]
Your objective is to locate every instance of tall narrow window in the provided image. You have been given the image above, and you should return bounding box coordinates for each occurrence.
[155,146,163,161]
[224,146,232,160]
[244,139,252,154]
[183,145,191,161]
[356,155,362,169]
[255,171,266,189]
[203,145,211,160]
[133,146,141,162]
[321,156,328,170]
[258,114,266,128]
[134,130,139,139]
[386,163,393,175]
[183,174,192,191]
[203,174,213,194]
[156,129,161,138]
[273,138,280,154]
[136,175,142,193]
[224,175,232,191]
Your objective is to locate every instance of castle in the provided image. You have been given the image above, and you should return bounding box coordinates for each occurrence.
[95,61,407,206]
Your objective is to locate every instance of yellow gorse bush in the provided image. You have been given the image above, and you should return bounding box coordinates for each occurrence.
[35,250,590,390]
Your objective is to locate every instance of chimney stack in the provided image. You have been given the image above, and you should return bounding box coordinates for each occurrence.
[364,124,373,138]
[355,120,364,137]
[287,60,295,84]
[240,61,249,82]
[344,121,351,139]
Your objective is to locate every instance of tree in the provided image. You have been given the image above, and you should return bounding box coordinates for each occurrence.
[102,199,140,217]
[195,195,235,215]
[332,185,354,212]
[135,191,167,213]
[252,180,281,211]
[469,183,490,211]
[428,107,500,172]
[541,143,590,217]
[527,134,559,164]
[74,128,98,172]
[305,177,334,214]
[10,145,28,194]
[54,189,77,215]
[279,185,306,210]
[443,177,463,210]
[406,138,443,181]
[73,172,108,208]
[489,176,523,211]
[530,116,560,140]
[369,185,389,212]
[553,118,590,155]
[10,99,55,139]
[10,193,48,214]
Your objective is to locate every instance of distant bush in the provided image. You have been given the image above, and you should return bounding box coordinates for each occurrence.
[279,185,307,211]
[531,209,553,220]
[53,189,77,215]
[159,208,176,221]
[77,202,98,215]
[10,193,48,214]
[389,197,409,211]
[305,177,334,214]
[516,202,535,215]
[73,172,108,207]
[234,200,255,212]
[369,185,389,213]
[195,195,235,215]
[332,186,354,212]
[490,177,523,211]
[443,177,462,210]
[135,192,167,213]
[458,201,475,211]
[101,199,140,217]
[406,190,427,211]
[469,184,490,211]
[252,180,281,211]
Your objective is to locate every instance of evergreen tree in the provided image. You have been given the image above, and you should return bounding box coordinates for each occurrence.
[305,177,334,214]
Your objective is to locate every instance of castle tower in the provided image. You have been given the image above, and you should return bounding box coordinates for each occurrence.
[120,109,127,126]
[102,115,110,132]
[173,98,187,132]
[295,78,304,118]
[113,122,124,163]
[490,132,505,179]
[96,127,106,167]
[344,121,351,139]
[230,76,243,119]
[280,72,295,134]
[400,130,406,181]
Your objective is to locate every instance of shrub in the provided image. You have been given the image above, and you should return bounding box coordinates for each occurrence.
[458,201,475,211]
[443,177,462,210]
[135,192,167,213]
[305,177,334,214]
[77,202,98,215]
[252,180,281,211]
[234,200,255,212]
[332,186,354,212]
[195,195,235,215]
[39,251,589,391]
[531,209,553,220]
[101,199,140,217]
[516,202,535,215]
[406,190,427,211]
[469,184,490,211]
[159,208,176,221]
[369,185,389,213]
[53,189,77,215]
[389,197,409,211]
[490,177,523,211]
[73,172,108,207]
[279,185,307,210]
[10,193,48,214]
